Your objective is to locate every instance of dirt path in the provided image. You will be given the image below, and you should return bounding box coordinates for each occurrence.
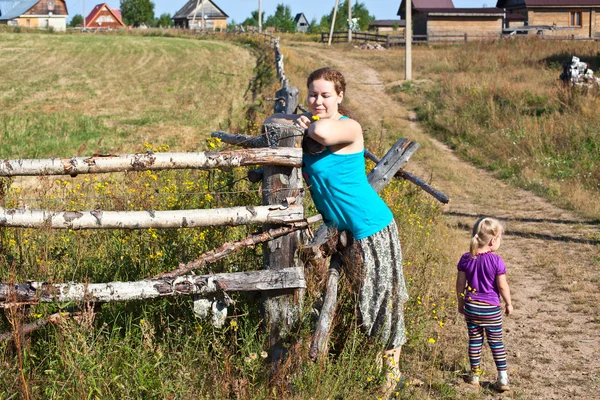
[290,43,600,399]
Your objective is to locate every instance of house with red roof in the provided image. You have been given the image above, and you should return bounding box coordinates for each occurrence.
[84,3,125,29]
[398,0,505,40]
[497,0,600,37]
[0,0,68,30]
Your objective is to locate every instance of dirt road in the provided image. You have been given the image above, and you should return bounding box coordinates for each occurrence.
[289,43,600,399]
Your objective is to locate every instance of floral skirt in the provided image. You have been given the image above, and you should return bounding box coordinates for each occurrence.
[349,220,409,349]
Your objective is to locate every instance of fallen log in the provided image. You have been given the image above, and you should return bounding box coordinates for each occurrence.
[0,268,306,305]
[364,150,449,204]
[0,203,303,230]
[0,148,301,177]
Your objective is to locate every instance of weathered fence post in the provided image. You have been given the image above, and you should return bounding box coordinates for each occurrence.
[262,66,302,365]
[261,124,303,367]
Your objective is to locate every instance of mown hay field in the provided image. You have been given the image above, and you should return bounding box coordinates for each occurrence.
[0,31,459,399]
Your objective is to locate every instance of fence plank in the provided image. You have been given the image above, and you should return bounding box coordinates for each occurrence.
[367,138,420,192]
[0,267,306,304]
[0,204,303,230]
[0,149,301,177]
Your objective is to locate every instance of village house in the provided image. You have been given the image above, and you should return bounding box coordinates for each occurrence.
[84,3,125,29]
[368,19,406,34]
[173,0,227,30]
[398,0,504,40]
[0,0,68,30]
[497,0,600,37]
[294,12,309,33]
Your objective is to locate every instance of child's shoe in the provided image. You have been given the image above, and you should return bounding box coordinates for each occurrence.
[494,374,510,392]
[468,374,480,387]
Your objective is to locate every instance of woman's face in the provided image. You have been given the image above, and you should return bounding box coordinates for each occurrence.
[307,78,343,119]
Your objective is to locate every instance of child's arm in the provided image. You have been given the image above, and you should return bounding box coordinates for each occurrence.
[455,271,467,315]
[497,274,513,316]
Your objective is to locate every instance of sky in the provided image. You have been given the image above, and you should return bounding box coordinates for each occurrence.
[65,0,487,23]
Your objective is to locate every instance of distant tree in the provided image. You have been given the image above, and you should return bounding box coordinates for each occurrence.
[156,12,173,27]
[307,17,320,33]
[324,0,374,32]
[241,10,265,27]
[265,4,296,32]
[120,0,155,27]
[69,14,84,28]
[226,19,238,30]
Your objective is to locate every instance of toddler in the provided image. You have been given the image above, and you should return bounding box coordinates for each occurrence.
[456,217,513,391]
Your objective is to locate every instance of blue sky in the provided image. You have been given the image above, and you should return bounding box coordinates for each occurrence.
[66,0,487,23]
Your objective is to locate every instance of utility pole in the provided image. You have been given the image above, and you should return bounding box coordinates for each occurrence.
[258,0,262,33]
[328,0,339,46]
[348,0,352,42]
[201,0,205,30]
[82,0,86,30]
[405,0,412,80]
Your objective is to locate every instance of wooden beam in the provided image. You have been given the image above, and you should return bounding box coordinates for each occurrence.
[0,148,301,177]
[367,138,420,192]
[364,150,449,204]
[156,214,322,279]
[0,268,306,305]
[0,204,303,230]
[309,253,342,360]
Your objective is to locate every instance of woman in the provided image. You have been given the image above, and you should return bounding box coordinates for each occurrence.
[265,67,408,386]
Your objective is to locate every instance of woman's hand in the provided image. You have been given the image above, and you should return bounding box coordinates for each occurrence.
[293,115,313,130]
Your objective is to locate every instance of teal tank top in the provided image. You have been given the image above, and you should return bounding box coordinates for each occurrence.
[302,130,393,240]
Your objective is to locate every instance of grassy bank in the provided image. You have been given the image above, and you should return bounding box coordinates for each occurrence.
[383,39,600,220]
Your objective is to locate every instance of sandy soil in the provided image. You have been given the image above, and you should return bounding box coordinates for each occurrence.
[290,43,600,399]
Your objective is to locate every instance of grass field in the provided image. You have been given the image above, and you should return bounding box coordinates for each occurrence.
[3,30,596,399]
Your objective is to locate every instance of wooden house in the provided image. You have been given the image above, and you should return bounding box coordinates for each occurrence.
[368,19,406,33]
[84,3,125,29]
[0,0,68,30]
[294,12,309,33]
[398,0,504,40]
[173,0,228,30]
[497,0,600,37]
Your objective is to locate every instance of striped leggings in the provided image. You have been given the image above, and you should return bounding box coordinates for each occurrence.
[464,300,507,372]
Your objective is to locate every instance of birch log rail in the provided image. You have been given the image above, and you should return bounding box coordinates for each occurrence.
[0,268,306,305]
[0,148,301,177]
[212,130,450,203]
[0,204,303,229]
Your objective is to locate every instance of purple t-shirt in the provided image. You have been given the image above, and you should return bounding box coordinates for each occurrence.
[457,252,506,306]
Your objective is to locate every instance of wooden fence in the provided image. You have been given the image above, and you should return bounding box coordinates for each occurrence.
[0,31,449,363]
[322,30,600,47]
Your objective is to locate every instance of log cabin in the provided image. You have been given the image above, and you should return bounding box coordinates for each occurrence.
[172,0,228,30]
[368,19,406,34]
[398,0,505,40]
[0,0,68,30]
[84,3,125,29]
[497,0,600,37]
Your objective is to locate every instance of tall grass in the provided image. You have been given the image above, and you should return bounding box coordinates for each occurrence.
[1,31,463,399]
[383,39,600,220]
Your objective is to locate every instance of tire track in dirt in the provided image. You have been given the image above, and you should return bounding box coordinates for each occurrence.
[290,43,600,399]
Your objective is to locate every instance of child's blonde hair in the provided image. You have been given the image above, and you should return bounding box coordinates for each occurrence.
[470,217,504,256]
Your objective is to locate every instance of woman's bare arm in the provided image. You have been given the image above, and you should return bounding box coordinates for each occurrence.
[307,118,361,145]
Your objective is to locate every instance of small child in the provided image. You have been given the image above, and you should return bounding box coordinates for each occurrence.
[456,217,513,392]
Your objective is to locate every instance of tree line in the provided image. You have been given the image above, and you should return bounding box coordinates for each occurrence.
[235,1,374,33]
[69,0,374,32]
